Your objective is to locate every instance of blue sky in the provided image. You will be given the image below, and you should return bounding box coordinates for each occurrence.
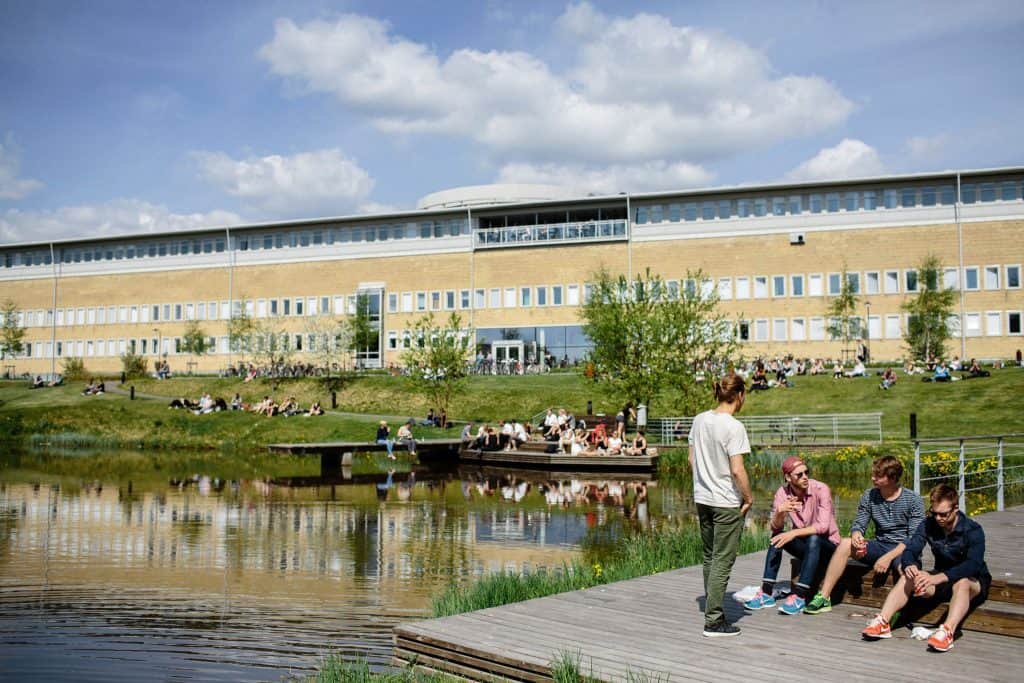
[1,0,1022,243]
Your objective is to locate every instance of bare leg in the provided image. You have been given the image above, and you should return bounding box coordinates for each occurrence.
[880,575,927,622]
[943,578,981,632]
[817,537,854,597]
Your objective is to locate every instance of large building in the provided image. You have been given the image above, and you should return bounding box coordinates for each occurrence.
[2,168,1023,375]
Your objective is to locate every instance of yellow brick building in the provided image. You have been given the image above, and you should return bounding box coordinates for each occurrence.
[2,168,1023,376]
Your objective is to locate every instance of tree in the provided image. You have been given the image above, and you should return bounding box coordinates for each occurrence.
[227,296,256,364]
[252,315,295,375]
[180,320,211,370]
[826,264,861,357]
[304,313,354,383]
[349,292,377,369]
[903,254,957,362]
[0,299,26,363]
[120,351,148,379]
[401,312,473,418]
[579,267,739,415]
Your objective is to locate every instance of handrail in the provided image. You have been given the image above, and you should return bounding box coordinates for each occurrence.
[913,434,1024,513]
[912,433,1024,443]
[649,412,883,446]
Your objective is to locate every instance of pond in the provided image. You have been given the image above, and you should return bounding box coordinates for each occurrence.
[0,450,885,681]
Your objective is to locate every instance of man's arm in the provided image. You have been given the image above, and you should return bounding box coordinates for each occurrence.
[729,454,753,515]
[943,524,987,585]
[900,518,928,576]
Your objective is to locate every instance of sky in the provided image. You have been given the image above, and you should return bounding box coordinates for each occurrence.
[1,0,1023,244]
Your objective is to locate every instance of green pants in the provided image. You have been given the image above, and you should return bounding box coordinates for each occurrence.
[698,503,744,628]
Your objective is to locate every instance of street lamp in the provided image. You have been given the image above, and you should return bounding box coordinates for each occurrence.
[864,302,871,364]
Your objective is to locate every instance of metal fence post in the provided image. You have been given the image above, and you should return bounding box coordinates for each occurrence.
[997,436,1005,512]
[832,416,839,445]
[913,439,921,495]
[958,438,966,512]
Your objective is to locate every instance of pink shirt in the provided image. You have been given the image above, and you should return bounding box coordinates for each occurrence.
[771,479,840,544]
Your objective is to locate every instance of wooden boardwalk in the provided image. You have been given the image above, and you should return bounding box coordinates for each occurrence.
[459,447,659,472]
[394,506,1024,682]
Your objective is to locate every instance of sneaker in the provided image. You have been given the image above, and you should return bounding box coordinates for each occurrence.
[779,594,805,615]
[927,624,955,652]
[702,621,741,638]
[804,592,832,615]
[743,590,777,610]
[862,615,892,640]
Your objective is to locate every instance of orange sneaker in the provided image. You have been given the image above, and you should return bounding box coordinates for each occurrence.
[862,615,892,640]
[927,624,955,652]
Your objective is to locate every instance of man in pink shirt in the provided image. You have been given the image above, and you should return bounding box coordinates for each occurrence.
[744,456,840,615]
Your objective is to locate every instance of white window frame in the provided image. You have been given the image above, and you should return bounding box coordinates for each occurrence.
[884,270,900,294]
[536,286,548,307]
[1006,264,1021,289]
[387,293,398,314]
[416,291,427,311]
[753,276,769,299]
[943,267,960,291]
[808,273,824,297]
[827,272,841,296]
[964,311,982,337]
[865,271,880,295]
[520,287,532,307]
[791,317,806,341]
[552,285,564,306]
[460,289,470,310]
[503,287,516,308]
[735,276,750,300]
[431,290,442,311]
[983,265,1000,290]
[474,289,485,309]
[905,269,919,293]
[566,284,580,306]
[445,290,456,310]
[963,266,980,292]
[489,288,501,308]
[868,315,881,341]
[754,318,769,342]
[717,277,732,300]
[790,274,804,298]
[772,318,787,341]
[809,317,826,341]
[1007,310,1022,336]
[985,310,1002,336]
[771,275,786,298]
[885,314,901,339]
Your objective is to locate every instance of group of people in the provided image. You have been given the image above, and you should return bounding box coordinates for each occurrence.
[249,395,323,417]
[81,379,106,395]
[375,419,417,458]
[690,371,990,653]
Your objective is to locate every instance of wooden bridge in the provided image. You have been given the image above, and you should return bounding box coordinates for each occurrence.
[268,438,463,475]
[393,506,1024,682]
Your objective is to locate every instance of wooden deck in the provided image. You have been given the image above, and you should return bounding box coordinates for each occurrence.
[459,447,659,472]
[268,438,463,456]
[394,506,1024,682]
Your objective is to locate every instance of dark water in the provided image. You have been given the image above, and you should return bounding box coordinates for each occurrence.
[0,451,866,682]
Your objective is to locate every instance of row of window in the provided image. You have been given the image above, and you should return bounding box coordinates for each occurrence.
[19,309,1024,361]
[1,219,469,269]
[9,262,1022,330]
[634,179,1024,224]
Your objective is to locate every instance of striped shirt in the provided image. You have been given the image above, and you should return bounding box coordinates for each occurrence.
[851,487,925,544]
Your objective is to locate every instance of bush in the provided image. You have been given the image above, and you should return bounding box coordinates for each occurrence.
[62,356,88,381]
[120,352,148,379]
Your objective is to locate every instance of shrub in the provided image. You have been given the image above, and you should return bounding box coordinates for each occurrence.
[120,352,148,379]
[62,356,88,381]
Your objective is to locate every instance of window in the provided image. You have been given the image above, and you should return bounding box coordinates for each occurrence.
[294,298,304,316]
[718,277,732,300]
[520,287,532,307]
[964,267,979,291]
[844,192,859,211]
[1008,312,1022,335]
[810,317,825,341]
[718,200,732,218]
[788,195,803,215]
[503,288,516,308]
[536,286,547,306]
[400,292,413,313]
[567,284,580,306]
[943,267,959,290]
[791,318,806,341]
[416,292,427,311]
[985,311,1001,336]
[772,275,785,298]
[791,275,804,297]
[1006,265,1021,289]
[964,312,981,337]
[900,188,916,207]
[980,183,996,202]
[828,273,841,295]
[387,331,398,350]
[552,285,563,306]
[736,320,750,341]
[885,315,901,339]
[684,203,698,221]
[445,290,456,310]
[846,272,860,294]
[753,198,767,216]
[921,187,936,206]
[984,266,1000,290]
[772,319,787,341]
[883,189,898,208]
[735,276,750,299]
[1001,181,1018,201]
[961,184,976,203]
[431,291,442,310]
[387,293,398,313]
[460,290,470,309]
[905,270,919,293]
[862,191,877,210]
[702,202,716,220]
[754,276,768,298]
[868,316,881,341]
[754,319,769,341]
[826,193,840,212]
[809,195,823,213]
[884,270,899,294]
[489,288,501,308]
[173,304,182,321]
[940,186,955,205]
[865,271,880,295]
[808,273,823,297]
[771,197,786,216]
[474,289,485,308]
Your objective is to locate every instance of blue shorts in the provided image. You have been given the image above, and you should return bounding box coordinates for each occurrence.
[858,539,899,566]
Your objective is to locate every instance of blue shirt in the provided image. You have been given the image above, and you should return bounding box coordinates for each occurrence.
[901,511,990,585]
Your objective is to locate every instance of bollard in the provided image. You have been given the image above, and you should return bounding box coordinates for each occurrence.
[909,413,917,439]
[130,385,135,400]
[587,400,593,415]
[120,371,126,385]
[331,391,337,409]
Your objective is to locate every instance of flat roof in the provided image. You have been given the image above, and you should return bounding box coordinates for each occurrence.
[3,165,1022,251]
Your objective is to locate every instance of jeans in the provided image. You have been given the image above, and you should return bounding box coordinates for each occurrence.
[698,504,745,628]
[376,438,394,455]
[761,533,836,593]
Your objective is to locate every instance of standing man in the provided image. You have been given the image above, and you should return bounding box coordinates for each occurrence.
[689,372,754,637]
[744,456,840,614]
[805,455,925,615]
[862,484,990,652]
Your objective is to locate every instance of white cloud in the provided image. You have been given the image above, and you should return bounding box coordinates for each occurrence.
[0,199,241,244]
[498,160,714,195]
[904,133,949,162]
[785,139,884,182]
[0,134,43,200]
[258,2,853,166]
[192,148,374,216]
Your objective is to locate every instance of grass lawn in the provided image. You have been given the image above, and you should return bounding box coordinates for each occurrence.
[1,367,1020,450]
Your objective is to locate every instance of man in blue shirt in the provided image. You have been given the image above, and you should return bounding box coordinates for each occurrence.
[861,484,990,652]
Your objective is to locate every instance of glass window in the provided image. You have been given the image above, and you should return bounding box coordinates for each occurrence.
[844,192,858,211]
[773,319,787,341]
[445,290,455,310]
[1006,265,1021,289]
[986,311,1002,336]
[788,195,802,215]
[489,288,501,308]
[430,291,441,310]
[905,270,919,292]
[433,222,444,238]
[846,272,860,294]
[718,200,732,218]
[754,276,768,298]
[536,287,547,306]
[961,184,976,203]
[809,194,823,213]
[791,275,804,297]
[474,289,485,308]
[944,267,959,290]
[718,277,732,300]
[649,205,663,223]
[1001,181,1018,201]
[865,271,880,294]
[567,284,580,305]
[1009,312,1022,335]
[503,288,515,308]
[552,285,563,305]
[736,321,750,342]
[772,197,786,216]
[520,287,532,307]
[635,207,648,224]
[826,193,840,212]
[828,273,841,295]
[295,298,305,316]
[772,275,785,297]
[808,274,823,297]
[883,189,898,208]
[862,191,877,210]
[900,188,916,207]
[702,202,716,220]
[791,318,806,341]
[399,293,411,313]
[412,292,424,311]
[735,277,750,299]
[684,203,698,221]
[940,185,955,205]
[753,198,767,217]
[964,267,979,290]
[979,183,996,202]
[965,312,982,336]
[460,290,470,309]
[885,315,901,339]
[810,317,826,340]
[736,199,751,218]
[920,187,936,206]
[754,319,769,342]
[668,203,681,222]
[884,270,899,294]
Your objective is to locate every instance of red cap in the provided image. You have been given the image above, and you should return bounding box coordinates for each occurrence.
[782,456,805,476]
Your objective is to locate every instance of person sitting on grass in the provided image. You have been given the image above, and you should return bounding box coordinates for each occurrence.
[879,367,898,390]
[962,358,990,379]
[932,360,952,382]
[231,393,242,410]
[832,358,844,379]
[846,359,867,377]
[744,456,840,614]
[376,420,395,459]
[804,455,925,615]
[861,484,990,653]
[31,375,45,389]
[625,430,648,456]
[82,379,97,396]
[279,396,299,416]
[307,401,323,416]
[750,362,769,391]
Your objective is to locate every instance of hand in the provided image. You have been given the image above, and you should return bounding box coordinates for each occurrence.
[740,499,753,516]
[903,564,920,581]
[912,572,937,596]
[873,556,892,574]
[770,531,794,548]
[851,533,866,549]
[780,496,801,513]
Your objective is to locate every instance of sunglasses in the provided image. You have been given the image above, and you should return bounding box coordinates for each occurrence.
[930,507,957,519]
[790,469,810,478]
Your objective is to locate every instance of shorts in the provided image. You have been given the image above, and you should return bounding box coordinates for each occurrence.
[857,539,900,566]
[926,573,991,607]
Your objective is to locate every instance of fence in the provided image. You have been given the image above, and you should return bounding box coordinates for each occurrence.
[913,434,1024,513]
[647,413,883,447]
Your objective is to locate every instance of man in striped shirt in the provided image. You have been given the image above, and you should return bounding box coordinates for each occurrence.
[804,455,925,615]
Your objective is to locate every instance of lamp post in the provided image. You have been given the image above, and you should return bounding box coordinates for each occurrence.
[865,301,871,364]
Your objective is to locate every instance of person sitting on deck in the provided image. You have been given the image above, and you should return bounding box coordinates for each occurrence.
[804,455,925,615]
[625,430,648,456]
[606,433,624,456]
[376,420,395,459]
[559,423,575,453]
[589,423,609,451]
[880,367,898,390]
[962,358,990,379]
[513,420,529,447]
[307,401,323,416]
[480,427,501,451]
[396,420,417,456]
[500,419,516,451]
[861,484,990,652]
[460,422,474,444]
[542,408,558,433]
[744,456,840,614]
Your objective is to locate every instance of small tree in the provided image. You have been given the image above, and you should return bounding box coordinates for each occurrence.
[0,299,26,364]
[180,320,211,371]
[401,312,473,418]
[580,267,739,415]
[903,254,957,362]
[62,357,88,381]
[304,313,355,387]
[120,351,148,379]
[227,296,256,364]
[826,264,861,358]
[252,315,295,375]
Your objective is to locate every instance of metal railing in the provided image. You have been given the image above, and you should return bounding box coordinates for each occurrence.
[648,413,883,446]
[913,434,1024,513]
[474,219,628,249]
